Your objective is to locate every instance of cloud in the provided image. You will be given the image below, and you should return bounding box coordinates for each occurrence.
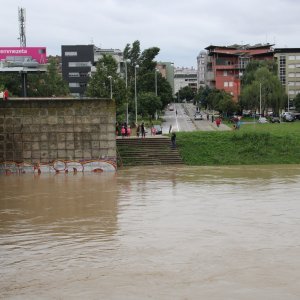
[1,0,300,67]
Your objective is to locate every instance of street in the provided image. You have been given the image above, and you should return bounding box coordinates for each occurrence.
[162,103,231,133]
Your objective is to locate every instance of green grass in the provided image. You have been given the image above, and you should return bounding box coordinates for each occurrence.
[176,122,300,165]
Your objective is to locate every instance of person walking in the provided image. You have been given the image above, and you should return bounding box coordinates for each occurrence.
[169,124,172,133]
[3,89,9,101]
[141,122,146,138]
[171,132,176,148]
[216,117,221,127]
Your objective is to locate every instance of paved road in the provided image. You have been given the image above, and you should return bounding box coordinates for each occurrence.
[162,103,231,133]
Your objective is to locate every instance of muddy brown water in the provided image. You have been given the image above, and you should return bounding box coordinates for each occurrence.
[1,165,300,299]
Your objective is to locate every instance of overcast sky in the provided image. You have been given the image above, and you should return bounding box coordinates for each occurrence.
[1,0,300,67]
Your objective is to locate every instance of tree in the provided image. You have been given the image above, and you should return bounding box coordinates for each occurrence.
[123,41,173,121]
[86,54,126,117]
[294,93,300,112]
[176,86,195,102]
[240,66,285,115]
[138,92,162,120]
[27,57,69,97]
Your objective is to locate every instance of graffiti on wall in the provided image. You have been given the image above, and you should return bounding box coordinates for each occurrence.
[0,159,117,175]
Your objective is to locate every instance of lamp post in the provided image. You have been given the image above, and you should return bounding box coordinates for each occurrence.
[259,82,262,116]
[125,59,130,124]
[287,84,290,112]
[134,64,139,125]
[108,75,112,99]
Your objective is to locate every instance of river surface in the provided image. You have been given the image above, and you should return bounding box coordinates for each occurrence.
[1,165,300,300]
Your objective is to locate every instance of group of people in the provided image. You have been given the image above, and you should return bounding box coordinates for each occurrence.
[116,122,131,138]
[1,89,9,101]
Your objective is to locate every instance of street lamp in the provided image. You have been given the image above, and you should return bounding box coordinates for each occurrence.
[108,75,112,99]
[134,64,139,125]
[259,82,262,116]
[124,59,131,124]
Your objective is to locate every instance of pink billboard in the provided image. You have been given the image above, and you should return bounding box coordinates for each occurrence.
[0,47,47,64]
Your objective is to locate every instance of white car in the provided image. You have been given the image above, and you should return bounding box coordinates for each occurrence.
[258,117,268,123]
[194,113,203,120]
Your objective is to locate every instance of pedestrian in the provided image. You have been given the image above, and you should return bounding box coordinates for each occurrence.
[127,125,131,137]
[176,110,178,116]
[211,115,214,123]
[169,124,172,133]
[121,125,126,138]
[171,132,176,148]
[115,122,119,136]
[207,113,209,121]
[3,89,9,101]
[141,122,146,138]
[136,124,140,137]
[216,117,221,127]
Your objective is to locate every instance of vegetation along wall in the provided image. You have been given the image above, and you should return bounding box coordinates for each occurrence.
[0,98,117,173]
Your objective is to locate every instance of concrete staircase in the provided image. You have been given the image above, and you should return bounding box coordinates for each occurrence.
[116,137,183,167]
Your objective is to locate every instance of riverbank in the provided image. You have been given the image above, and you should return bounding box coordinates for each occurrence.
[176,122,300,165]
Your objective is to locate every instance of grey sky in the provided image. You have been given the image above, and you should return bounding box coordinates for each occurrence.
[1,0,300,67]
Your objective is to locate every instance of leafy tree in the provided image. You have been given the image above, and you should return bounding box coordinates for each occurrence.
[240,66,284,115]
[294,93,300,112]
[194,86,212,108]
[206,89,237,115]
[27,57,69,97]
[0,73,22,96]
[86,54,126,118]
[176,86,195,102]
[138,92,162,120]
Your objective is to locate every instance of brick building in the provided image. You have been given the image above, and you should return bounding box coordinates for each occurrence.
[204,44,274,100]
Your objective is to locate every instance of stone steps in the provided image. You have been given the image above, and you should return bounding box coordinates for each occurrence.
[116,137,183,167]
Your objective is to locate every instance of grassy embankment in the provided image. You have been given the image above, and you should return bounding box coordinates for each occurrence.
[176,122,300,165]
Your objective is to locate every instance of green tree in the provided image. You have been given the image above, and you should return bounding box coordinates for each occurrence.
[86,54,126,118]
[176,86,195,102]
[138,92,162,120]
[240,66,284,115]
[27,57,69,97]
[294,93,300,112]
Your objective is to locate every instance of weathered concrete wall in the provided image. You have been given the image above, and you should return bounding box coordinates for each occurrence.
[0,98,116,165]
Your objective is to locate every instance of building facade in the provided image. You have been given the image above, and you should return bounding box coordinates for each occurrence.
[274,48,300,108]
[174,67,197,95]
[203,44,274,100]
[157,62,175,95]
[61,45,94,98]
[62,45,124,98]
[196,50,207,89]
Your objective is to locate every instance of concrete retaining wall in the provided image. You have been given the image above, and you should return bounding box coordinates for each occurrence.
[0,98,116,167]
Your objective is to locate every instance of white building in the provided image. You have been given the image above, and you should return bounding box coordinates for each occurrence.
[174,67,197,94]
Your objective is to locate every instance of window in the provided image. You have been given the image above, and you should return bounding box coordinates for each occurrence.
[69,72,80,77]
[297,56,300,60]
[65,51,77,56]
[289,64,295,69]
[229,82,234,87]
[68,62,92,67]
[289,73,295,77]
[223,71,228,76]
[69,82,80,87]
[224,82,228,87]
[296,73,300,77]
[289,56,296,60]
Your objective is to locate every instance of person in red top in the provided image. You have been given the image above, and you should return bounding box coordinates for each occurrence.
[215,117,221,127]
[3,89,9,101]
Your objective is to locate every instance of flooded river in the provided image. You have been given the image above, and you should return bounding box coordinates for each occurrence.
[1,165,300,299]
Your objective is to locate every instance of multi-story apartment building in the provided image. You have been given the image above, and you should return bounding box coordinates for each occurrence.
[62,45,124,97]
[203,44,274,100]
[174,67,197,95]
[157,62,175,95]
[274,48,300,108]
[196,50,207,89]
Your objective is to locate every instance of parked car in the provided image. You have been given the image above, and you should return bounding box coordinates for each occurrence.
[281,112,294,122]
[270,116,280,123]
[194,113,203,120]
[153,124,162,135]
[258,117,268,123]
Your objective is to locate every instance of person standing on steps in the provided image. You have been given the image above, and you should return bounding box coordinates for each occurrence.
[141,122,146,138]
[171,132,176,148]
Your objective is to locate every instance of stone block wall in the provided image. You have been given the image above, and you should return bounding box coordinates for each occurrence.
[0,98,116,164]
